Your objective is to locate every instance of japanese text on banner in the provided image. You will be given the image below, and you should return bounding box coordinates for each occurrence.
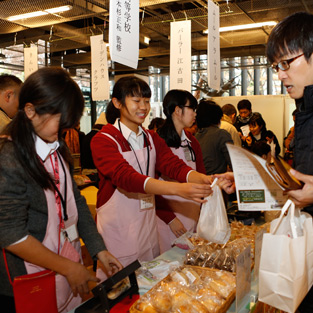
[24,45,38,79]
[90,35,110,101]
[170,20,191,91]
[109,0,139,69]
[207,1,221,91]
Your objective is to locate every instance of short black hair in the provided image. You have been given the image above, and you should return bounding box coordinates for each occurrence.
[196,99,223,128]
[267,12,313,64]
[237,99,252,111]
[0,74,22,90]
[249,112,266,130]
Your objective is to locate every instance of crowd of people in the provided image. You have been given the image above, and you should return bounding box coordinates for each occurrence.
[1,10,313,313]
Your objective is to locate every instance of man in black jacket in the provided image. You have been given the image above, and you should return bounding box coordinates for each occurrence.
[267,12,313,312]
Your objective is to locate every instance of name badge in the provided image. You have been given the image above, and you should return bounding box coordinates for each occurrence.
[183,146,192,162]
[139,194,154,210]
[63,216,79,242]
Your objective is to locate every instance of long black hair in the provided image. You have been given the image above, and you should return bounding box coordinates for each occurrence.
[2,67,85,189]
[105,76,151,124]
[157,89,197,148]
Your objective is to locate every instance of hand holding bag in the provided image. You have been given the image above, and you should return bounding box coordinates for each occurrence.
[3,249,58,313]
[258,199,313,313]
[196,183,230,244]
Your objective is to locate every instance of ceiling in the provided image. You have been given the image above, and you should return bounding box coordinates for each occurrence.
[0,0,312,76]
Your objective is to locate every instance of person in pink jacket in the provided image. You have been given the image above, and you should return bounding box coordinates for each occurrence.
[91,77,213,274]
[156,89,206,253]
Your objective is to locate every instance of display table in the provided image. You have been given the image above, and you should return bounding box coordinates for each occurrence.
[70,245,258,313]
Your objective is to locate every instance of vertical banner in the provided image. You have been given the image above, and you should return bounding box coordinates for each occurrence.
[207,1,220,91]
[90,35,110,101]
[170,20,191,91]
[24,45,38,79]
[109,0,139,69]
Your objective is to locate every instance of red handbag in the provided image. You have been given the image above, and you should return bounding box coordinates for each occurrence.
[3,249,58,313]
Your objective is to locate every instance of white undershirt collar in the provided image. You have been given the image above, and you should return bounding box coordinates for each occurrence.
[34,135,60,161]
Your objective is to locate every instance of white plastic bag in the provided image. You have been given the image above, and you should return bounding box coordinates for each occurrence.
[259,199,313,313]
[196,183,230,244]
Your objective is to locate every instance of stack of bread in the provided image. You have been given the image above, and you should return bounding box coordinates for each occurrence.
[131,266,235,313]
[185,238,252,272]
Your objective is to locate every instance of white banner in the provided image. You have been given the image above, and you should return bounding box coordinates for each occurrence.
[207,1,220,91]
[90,35,110,101]
[24,45,38,79]
[170,20,191,91]
[109,0,139,69]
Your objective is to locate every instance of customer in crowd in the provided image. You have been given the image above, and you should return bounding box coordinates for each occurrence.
[283,109,298,166]
[0,67,122,313]
[156,89,206,253]
[0,74,22,133]
[148,117,165,132]
[220,103,242,146]
[233,99,254,143]
[195,99,233,175]
[216,12,313,312]
[242,112,281,157]
[63,121,85,155]
[91,76,213,275]
[81,112,108,185]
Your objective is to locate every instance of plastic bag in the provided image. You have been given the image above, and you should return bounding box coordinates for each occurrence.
[196,184,230,244]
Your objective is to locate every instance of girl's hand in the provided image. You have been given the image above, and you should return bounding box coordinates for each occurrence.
[169,217,187,237]
[286,169,313,208]
[64,261,99,297]
[174,182,212,203]
[97,250,123,277]
[214,172,236,194]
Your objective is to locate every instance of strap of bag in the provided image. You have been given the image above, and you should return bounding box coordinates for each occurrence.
[271,199,298,238]
[2,249,13,285]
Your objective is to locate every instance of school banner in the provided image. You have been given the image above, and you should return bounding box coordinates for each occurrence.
[109,0,139,69]
[207,0,221,91]
[170,20,191,91]
[90,34,110,101]
[24,45,38,79]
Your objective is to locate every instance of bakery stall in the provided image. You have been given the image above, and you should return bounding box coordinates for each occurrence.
[69,220,285,313]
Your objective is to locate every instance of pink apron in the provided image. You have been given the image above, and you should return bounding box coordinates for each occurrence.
[96,132,159,279]
[24,153,82,313]
[157,144,200,254]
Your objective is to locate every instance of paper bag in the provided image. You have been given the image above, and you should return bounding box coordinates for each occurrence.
[197,184,230,244]
[259,200,313,313]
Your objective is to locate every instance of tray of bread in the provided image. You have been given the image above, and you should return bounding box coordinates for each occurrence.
[130,265,236,313]
[185,237,253,273]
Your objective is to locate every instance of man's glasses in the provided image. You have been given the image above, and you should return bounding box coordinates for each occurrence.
[271,53,304,72]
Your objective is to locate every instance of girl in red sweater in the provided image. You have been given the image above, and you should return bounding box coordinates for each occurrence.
[91,77,212,274]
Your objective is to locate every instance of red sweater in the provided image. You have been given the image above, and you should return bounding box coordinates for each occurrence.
[155,131,206,224]
[91,124,193,208]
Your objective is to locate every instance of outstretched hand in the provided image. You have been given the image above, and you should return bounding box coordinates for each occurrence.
[214,172,236,194]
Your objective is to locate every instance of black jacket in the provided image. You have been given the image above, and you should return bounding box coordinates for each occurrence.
[294,85,313,214]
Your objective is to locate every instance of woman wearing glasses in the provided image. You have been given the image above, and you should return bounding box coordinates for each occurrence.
[156,90,206,253]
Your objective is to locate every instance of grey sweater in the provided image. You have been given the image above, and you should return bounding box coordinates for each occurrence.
[0,140,106,296]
